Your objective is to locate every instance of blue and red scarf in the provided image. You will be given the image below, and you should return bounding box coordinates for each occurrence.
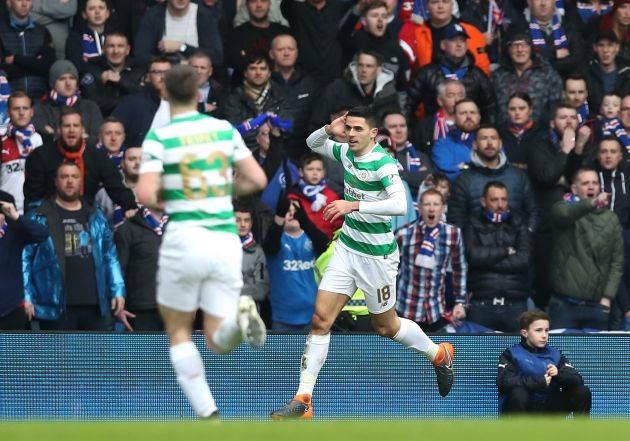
[7,122,37,157]
[448,127,476,149]
[600,117,630,153]
[440,65,468,81]
[529,13,569,50]
[577,102,590,126]
[433,108,451,141]
[49,90,80,107]
[236,113,292,136]
[399,142,422,172]
[485,209,511,223]
[576,1,613,23]
[240,232,257,253]
[563,192,580,204]
[141,207,168,236]
[82,30,103,61]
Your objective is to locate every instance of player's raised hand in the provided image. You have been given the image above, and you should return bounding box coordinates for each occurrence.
[323,200,359,223]
[324,112,347,139]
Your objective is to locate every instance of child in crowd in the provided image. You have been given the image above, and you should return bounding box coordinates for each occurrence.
[288,152,343,239]
[597,93,630,154]
[235,202,269,315]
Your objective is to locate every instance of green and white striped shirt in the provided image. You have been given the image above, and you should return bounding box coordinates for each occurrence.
[307,127,406,257]
[140,111,251,234]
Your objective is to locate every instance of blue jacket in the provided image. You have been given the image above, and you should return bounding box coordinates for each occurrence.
[432,133,474,181]
[22,198,125,321]
[0,208,49,316]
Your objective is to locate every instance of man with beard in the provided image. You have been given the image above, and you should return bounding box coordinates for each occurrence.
[23,161,127,331]
[548,167,623,330]
[527,102,593,307]
[432,98,480,181]
[23,108,136,213]
[448,125,538,231]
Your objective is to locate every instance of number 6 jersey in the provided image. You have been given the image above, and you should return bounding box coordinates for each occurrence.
[140,111,251,234]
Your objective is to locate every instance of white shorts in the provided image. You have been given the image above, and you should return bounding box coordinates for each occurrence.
[156,227,243,318]
[319,243,399,314]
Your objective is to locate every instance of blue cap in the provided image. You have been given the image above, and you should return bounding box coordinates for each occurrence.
[443,23,469,40]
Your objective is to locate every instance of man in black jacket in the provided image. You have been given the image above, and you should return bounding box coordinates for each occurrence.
[269,34,317,160]
[23,108,136,213]
[111,57,172,147]
[114,204,166,332]
[280,0,343,86]
[527,102,592,307]
[464,181,531,332]
[80,32,144,117]
[449,125,538,231]
[0,0,55,98]
[133,0,223,68]
[497,310,591,415]
[189,51,227,118]
[309,50,399,131]
[405,22,497,125]
[0,190,48,330]
[224,53,291,149]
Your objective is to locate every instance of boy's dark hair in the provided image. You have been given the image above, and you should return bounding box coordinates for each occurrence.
[233,200,255,215]
[432,172,450,186]
[601,92,622,101]
[299,152,324,170]
[483,180,508,197]
[519,310,551,330]
[346,105,378,128]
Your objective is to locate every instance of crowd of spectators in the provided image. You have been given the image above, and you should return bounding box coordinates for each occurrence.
[1,0,630,333]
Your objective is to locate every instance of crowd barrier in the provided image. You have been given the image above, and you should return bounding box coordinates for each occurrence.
[0,333,628,420]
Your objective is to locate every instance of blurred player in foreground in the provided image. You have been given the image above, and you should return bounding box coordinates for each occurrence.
[271,106,456,420]
[137,65,268,419]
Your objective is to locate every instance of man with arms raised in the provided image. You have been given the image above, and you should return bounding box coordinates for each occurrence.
[271,106,456,420]
[136,65,268,419]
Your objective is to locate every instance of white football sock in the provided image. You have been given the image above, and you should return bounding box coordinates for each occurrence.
[393,317,439,361]
[296,333,330,396]
[170,341,217,417]
[211,316,242,353]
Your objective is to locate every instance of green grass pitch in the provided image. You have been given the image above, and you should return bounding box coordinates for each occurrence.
[2,419,630,441]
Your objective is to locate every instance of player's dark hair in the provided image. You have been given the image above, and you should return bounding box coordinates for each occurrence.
[165,64,198,106]
[483,180,508,197]
[299,152,324,169]
[519,310,551,330]
[346,106,378,128]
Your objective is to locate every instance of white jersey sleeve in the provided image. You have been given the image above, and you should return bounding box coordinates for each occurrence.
[140,129,164,174]
[232,127,252,162]
[306,127,345,162]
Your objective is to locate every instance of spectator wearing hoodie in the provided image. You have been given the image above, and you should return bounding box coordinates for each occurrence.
[595,137,630,330]
[309,50,400,131]
[448,124,538,232]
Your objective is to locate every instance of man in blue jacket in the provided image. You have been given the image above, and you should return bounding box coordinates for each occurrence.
[23,161,126,331]
[497,310,591,416]
[0,190,48,330]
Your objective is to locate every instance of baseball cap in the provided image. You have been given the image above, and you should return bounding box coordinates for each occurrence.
[443,23,469,40]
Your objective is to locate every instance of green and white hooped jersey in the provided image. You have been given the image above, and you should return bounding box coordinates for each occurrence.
[308,128,403,257]
[140,111,251,234]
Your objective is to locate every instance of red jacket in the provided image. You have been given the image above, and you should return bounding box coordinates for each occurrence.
[288,187,343,240]
[399,20,490,74]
